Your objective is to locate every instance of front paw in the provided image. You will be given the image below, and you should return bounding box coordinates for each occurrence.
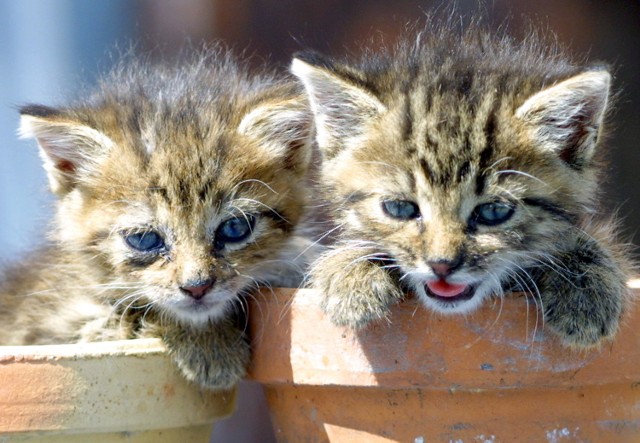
[166,322,250,390]
[543,285,623,348]
[538,233,627,348]
[311,248,404,329]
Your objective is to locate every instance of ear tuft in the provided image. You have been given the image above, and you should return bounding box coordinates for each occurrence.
[292,50,337,72]
[19,109,115,195]
[291,56,386,159]
[19,104,61,119]
[515,70,611,169]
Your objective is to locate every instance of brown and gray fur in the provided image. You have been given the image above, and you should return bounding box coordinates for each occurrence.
[293,24,633,348]
[0,47,315,389]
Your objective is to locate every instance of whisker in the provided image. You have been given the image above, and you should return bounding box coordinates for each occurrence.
[294,223,344,260]
[493,169,550,187]
[231,179,279,195]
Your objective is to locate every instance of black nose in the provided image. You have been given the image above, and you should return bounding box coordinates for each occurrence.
[180,278,215,300]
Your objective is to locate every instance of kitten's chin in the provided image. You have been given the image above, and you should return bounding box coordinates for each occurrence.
[166,293,235,326]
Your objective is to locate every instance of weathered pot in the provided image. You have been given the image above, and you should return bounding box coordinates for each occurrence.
[249,282,640,442]
[0,338,235,442]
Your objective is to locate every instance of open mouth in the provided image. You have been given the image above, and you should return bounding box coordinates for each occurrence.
[425,279,476,303]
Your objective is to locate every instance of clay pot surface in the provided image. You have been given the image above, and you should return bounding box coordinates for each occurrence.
[249,282,640,442]
[0,338,235,442]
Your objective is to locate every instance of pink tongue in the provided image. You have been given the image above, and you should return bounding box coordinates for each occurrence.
[426,279,468,298]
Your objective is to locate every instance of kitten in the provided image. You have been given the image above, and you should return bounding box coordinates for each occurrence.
[0,47,314,389]
[293,26,632,348]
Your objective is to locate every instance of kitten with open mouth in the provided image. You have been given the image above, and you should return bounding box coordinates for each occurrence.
[297,22,632,348]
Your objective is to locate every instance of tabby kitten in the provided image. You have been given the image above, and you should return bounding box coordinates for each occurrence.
[293,27,631,348]
[0,48,313,389]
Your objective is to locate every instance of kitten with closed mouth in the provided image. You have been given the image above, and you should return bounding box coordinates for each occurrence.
[0,47,316,390]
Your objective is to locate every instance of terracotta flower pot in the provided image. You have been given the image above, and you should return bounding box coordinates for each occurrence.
[0,338,235,442]
[249,282,640,442]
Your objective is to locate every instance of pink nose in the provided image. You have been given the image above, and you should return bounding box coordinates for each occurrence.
[429,262,454,278]
[428,255,463,278]
[180,279,215,300]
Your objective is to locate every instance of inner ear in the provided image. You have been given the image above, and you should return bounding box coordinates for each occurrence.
[19,109,115,195]
[515,70,610,169]
[56,159,76,174]
[291,54,386,158]
[238,97,313,171]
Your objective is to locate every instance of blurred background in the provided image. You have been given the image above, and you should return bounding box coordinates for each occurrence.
[0,1,638,442]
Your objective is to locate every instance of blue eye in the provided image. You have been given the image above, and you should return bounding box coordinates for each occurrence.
[217,215,255,244]
[382,200,420,220]
[473,202,515,226]
[124,230,165,252]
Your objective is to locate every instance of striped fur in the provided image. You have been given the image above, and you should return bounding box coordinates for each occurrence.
[0,47,315,389]
[295,25,632,348]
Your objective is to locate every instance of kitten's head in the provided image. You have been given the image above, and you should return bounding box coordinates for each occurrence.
[293,31,611,314]
[20,50,313,326]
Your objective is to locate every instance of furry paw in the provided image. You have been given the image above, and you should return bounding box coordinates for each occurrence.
[537,233,628,348]
[164,320,250,390]
[311,246,404,329]
[542,285,624,348]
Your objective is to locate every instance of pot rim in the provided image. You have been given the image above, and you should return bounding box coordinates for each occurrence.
[249,280,640,390]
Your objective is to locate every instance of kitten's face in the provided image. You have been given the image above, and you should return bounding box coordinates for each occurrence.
[80,132,305,325]
[324,105,567,314]
[21,73,311,326]
[293,49,609,314]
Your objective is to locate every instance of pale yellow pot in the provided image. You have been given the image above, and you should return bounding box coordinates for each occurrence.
[0,338,235,442]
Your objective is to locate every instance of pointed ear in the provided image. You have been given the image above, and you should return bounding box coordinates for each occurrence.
[19,105,115,195]
[515,70,610,169]
[291,53,386,159]
[238,96,313,172]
